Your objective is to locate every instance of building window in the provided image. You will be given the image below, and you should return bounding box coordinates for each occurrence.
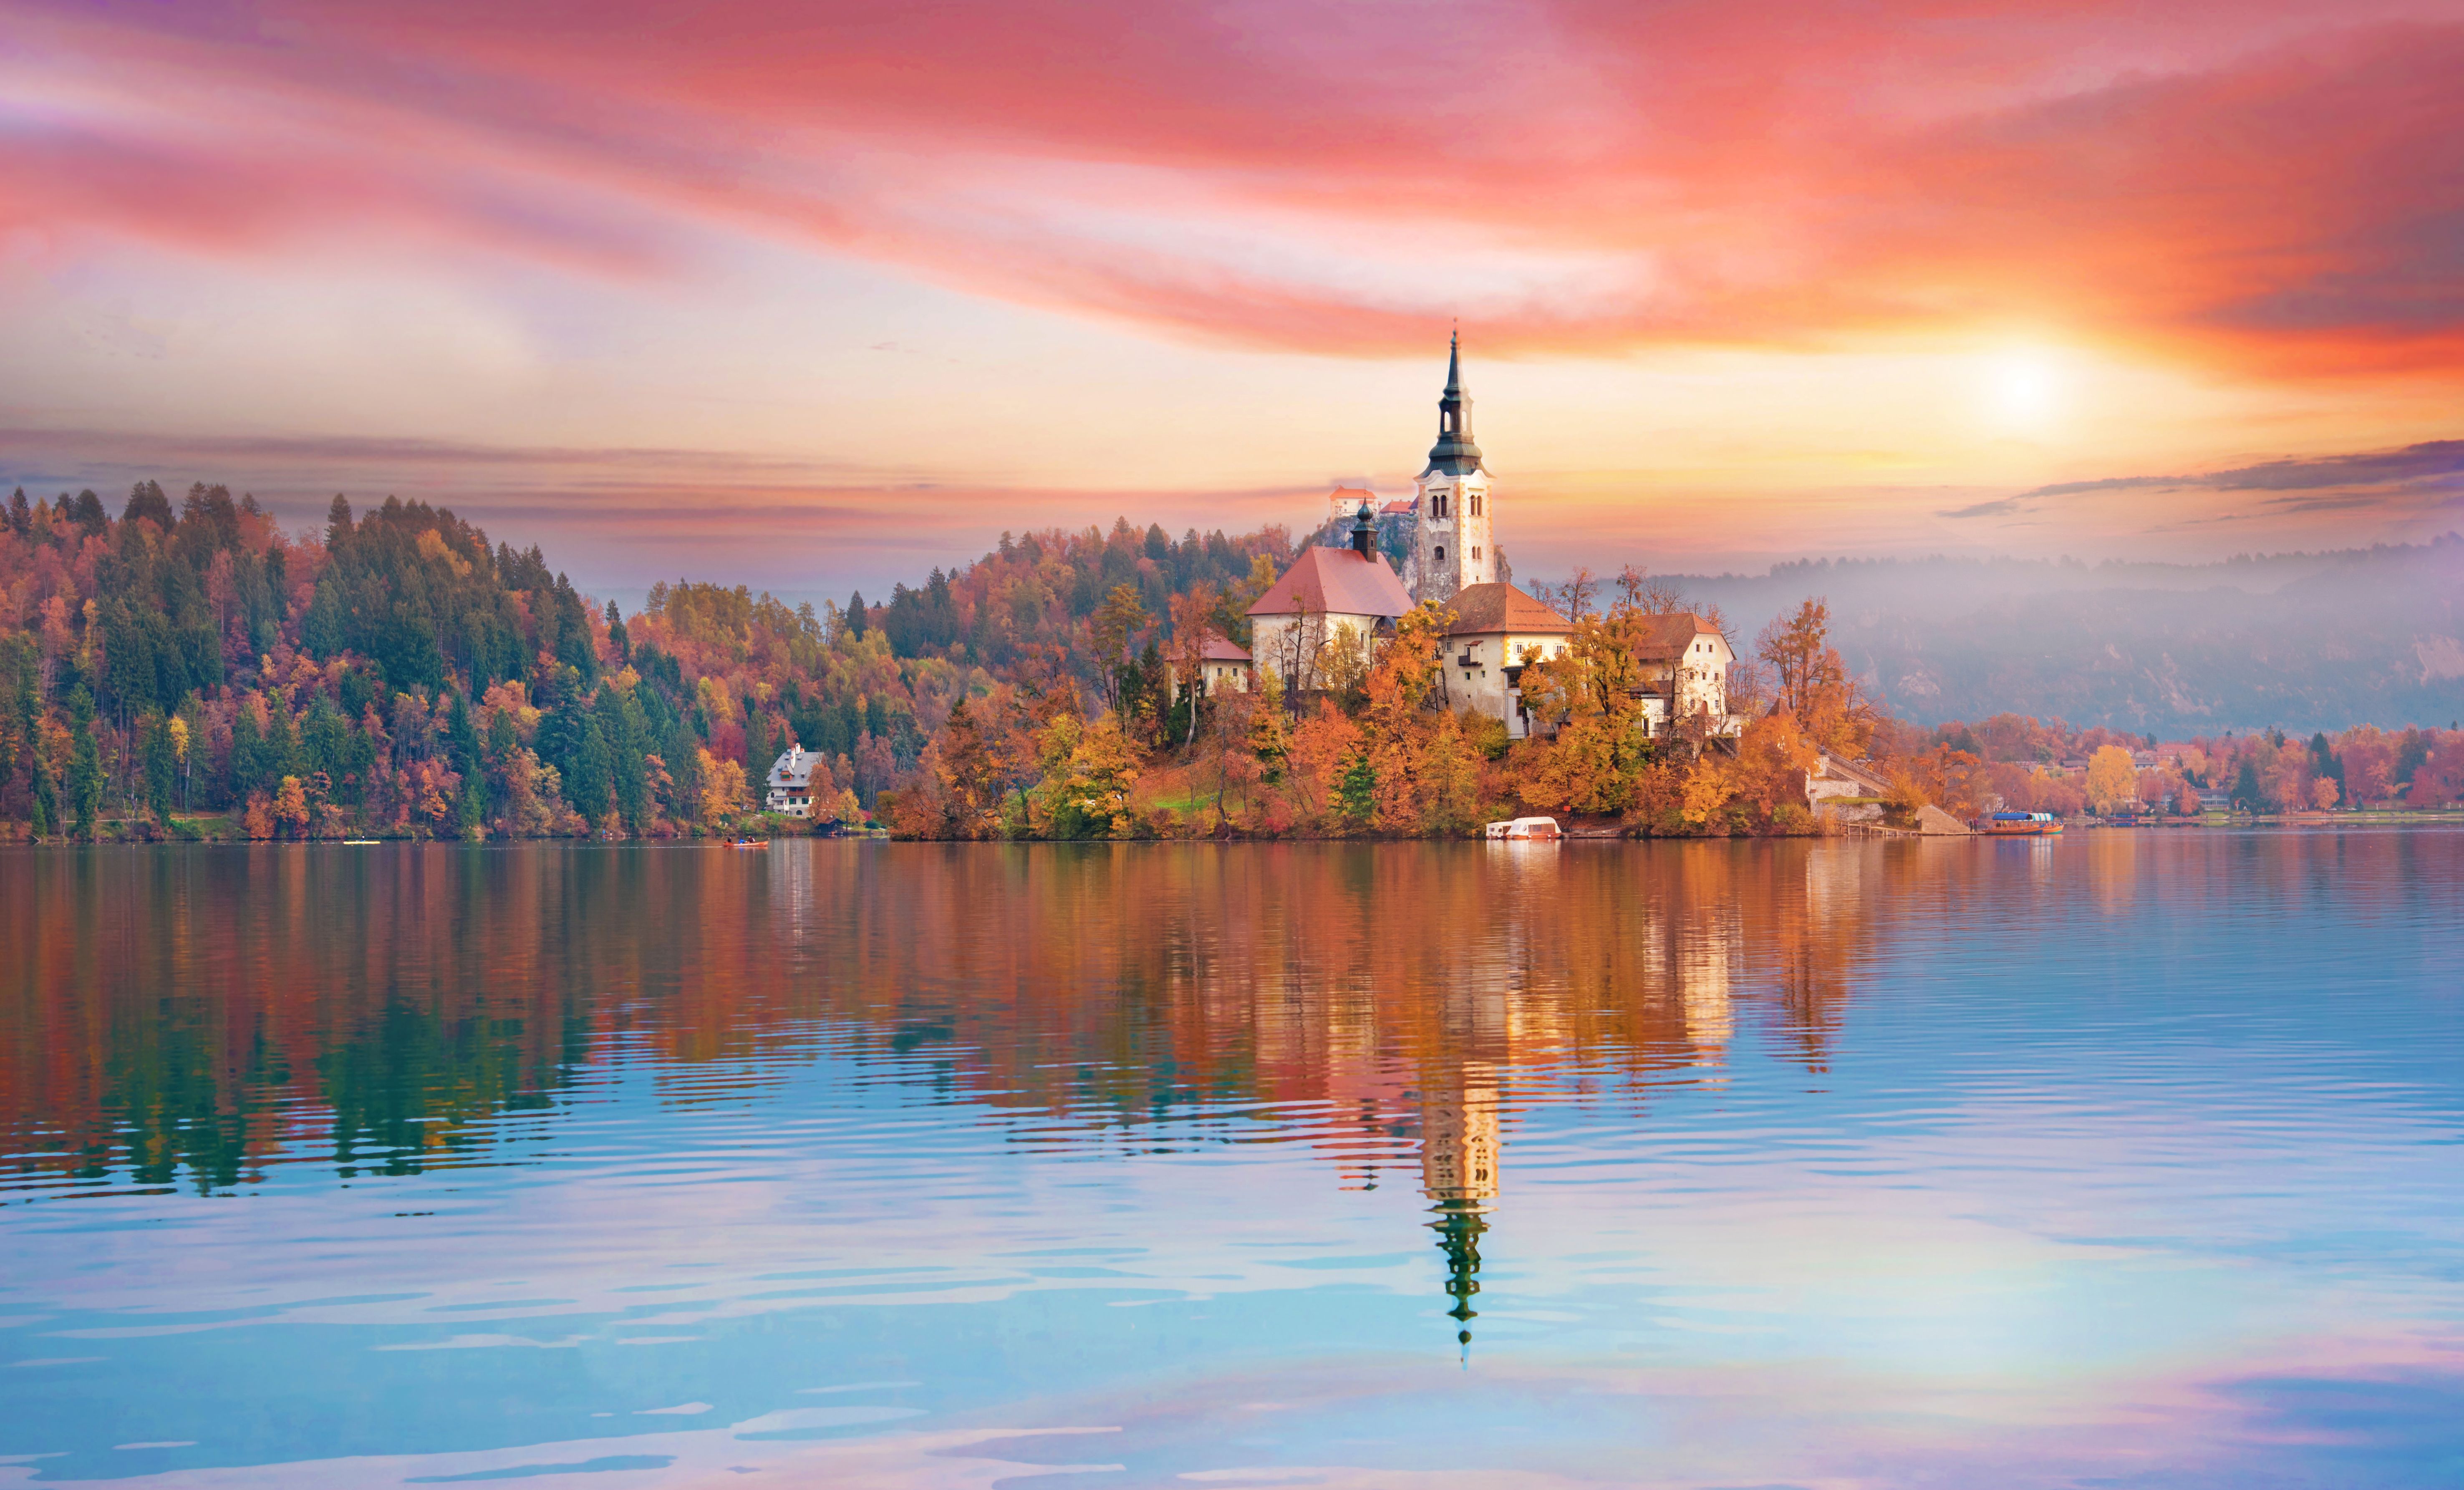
[1471,546,1481,561]
[1434,546,1445,561]
[1470,494,1482,517]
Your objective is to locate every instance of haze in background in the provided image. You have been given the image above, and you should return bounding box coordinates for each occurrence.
[5,0,2464,595]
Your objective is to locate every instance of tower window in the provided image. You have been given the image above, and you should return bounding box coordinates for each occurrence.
[1435,546,1445,561]
[1471,494,1482,517]
[1471,547,1481,561]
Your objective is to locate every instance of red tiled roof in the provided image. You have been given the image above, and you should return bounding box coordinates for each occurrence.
[1443,582,1569,635]
[1328,485,1374,505]
[1201,633,1251,662]
[1247,546,1415,620]
[1377,499,1415,515]
[1626,613,1725,660]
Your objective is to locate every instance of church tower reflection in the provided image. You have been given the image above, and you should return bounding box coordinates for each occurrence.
[1420,1064,1498,1357]
[1419,947,1508,1358]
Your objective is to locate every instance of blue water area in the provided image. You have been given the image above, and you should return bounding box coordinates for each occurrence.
[1,829,2459,1487]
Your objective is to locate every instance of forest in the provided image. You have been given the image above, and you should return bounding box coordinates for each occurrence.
[1,480,2458,842]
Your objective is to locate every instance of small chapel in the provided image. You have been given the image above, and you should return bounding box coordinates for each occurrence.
[1244,335,1732,740]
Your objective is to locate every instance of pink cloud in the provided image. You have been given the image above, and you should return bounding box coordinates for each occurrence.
[4,0,2460,374]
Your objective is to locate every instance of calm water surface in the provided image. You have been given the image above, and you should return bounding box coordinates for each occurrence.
[2,832,2460,1489]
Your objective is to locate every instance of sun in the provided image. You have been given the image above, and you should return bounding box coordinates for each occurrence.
[1984,347,2067,433]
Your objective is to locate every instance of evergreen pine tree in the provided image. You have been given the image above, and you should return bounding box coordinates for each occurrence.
[142,714,176,820]
[302,580,346,658]
[446,690,483,779]
[457,773,485,838]
[70,722,103,839]
[744,704,770,793]
[568,716,613,822]
[31,758,56,840]
[1337,751,1377,824]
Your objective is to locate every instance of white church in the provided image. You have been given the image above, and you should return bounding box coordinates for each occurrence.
[1243,335,1734,740]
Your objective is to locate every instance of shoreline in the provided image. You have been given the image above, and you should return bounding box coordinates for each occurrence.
[6,808,2461,848]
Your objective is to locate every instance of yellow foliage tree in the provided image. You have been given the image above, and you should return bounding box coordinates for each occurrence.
[272,776,311,837]
[1038,712,1141,837]
[698,748,747,827]
[2085,745,2137,814]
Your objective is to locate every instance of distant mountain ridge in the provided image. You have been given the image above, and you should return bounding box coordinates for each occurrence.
[1661,535,2464,734]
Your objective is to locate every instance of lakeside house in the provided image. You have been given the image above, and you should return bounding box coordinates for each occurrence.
[765,744,818,817]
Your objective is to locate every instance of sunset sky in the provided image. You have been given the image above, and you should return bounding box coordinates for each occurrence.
[4,0,2461,598]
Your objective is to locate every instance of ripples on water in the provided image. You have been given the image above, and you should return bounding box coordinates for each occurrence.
[1,832,2460,1488]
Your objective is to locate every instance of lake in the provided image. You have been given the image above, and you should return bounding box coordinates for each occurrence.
[3,831,2460,1489]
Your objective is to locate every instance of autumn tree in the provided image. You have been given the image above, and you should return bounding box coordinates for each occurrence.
[698,749,747,826]
[1757,599,1837,719]
[1509,597,1670,814]
[2084,745,2136,814]
[1166,582,1221,748]
[1088,584,1151,717]
[273,775,311,837]
[1354,601,1450,831]
[1755,598,1876,756]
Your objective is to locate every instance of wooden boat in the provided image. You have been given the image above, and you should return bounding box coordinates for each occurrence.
[1982,811,2063,837]
[1484,816,1563,841]
[728,837,769,849]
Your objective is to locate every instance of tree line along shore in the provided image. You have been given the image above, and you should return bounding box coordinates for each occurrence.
[2,482,2458,845]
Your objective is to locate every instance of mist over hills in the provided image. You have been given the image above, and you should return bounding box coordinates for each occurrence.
[1656,536,2464,736]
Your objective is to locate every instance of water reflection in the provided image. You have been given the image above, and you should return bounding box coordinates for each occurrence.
[0,841,1899,1205]
[3,832,2461,1489]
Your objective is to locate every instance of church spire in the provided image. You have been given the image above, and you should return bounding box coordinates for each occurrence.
[1422,329,1485,478]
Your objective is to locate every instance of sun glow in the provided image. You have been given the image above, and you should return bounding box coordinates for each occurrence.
[1984,347,2068,433]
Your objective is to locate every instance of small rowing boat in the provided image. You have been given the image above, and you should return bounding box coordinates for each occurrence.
[728,838,769,849]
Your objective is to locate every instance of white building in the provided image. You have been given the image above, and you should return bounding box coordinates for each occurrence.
[766,744,819,817]
[1624,613,1738,736]
[1198,633,1252,695]
[1171,632,1256,702]
[1324,484,1377,524]
[1246,511,1415,691]
[1437,582,1571,739]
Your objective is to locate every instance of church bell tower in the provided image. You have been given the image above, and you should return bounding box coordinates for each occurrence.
[1414,331,1493,607]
